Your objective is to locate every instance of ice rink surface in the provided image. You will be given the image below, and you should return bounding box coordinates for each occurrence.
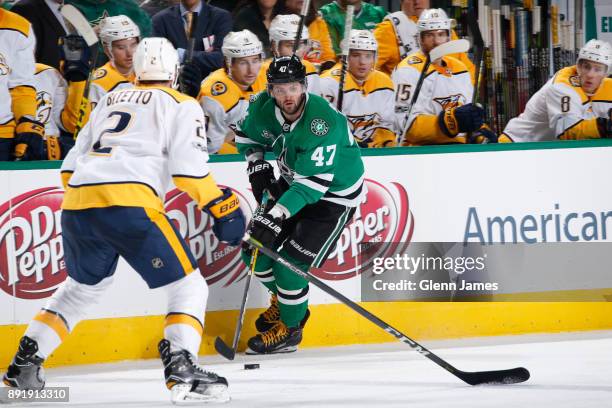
[3,331,612,408]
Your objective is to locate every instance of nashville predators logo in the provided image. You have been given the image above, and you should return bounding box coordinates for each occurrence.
[347,113,380,141]
[407,55,423,65]
[211,81,227,96]
[36,91,53,124]
[93,68,107,80]
[434,94,465,110]
[0,54,10,76]
[569,75,581,87]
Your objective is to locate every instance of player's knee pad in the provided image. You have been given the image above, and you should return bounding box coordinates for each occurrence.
[44,275,114,330]
[164,270,208,324]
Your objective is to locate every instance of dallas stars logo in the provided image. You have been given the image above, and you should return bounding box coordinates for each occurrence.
[310,118,329,136]
[434,94,465,110]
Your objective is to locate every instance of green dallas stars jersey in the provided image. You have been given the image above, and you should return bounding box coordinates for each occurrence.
[236,92,366,217]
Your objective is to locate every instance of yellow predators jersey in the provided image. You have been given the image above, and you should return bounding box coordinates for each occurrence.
[197,68,266,154]
[320,64,397,147]
[502,66,612,141]
[392,51,472,146]
[0,8,36,139]
[259,58,321,95]
[34,64,67,138]
[305,16,336,65]
[61,86,221,213]
[61,61,135,134]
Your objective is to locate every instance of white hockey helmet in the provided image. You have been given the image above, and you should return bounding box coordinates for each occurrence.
[222,30,264,63]
[133,37,179,87]
[348,29,378,52]
[577,39,612,74]
[269,14,309,43]
[99,15,141,52]
[417,8,453,34]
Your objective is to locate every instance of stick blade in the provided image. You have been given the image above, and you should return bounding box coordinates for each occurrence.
[60,4,99,46]
[430,39,471,61]
[214,336,236,360]
[459,367,530,385]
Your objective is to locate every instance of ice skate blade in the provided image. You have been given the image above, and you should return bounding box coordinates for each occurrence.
[245,345,297,355]
[170,383,230,404]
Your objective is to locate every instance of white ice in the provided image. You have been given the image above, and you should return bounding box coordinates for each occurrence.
[3,330,612,408]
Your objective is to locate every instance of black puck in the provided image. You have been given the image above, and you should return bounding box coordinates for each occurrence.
[244,363,260,370]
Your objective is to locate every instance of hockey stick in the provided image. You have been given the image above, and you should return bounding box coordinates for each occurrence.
[465,11,485,144]
[214,194,270,360]
[247,237,530,386]
[60,4,99,139]
[336,5,354,112]
[401,39,470,138]
[292,0,311,54]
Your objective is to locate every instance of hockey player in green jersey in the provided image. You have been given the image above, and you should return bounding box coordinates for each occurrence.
[236,55,366,354]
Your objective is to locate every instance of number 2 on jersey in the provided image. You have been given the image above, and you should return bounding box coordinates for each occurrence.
[91,110,133,155]
[311,145,336,166]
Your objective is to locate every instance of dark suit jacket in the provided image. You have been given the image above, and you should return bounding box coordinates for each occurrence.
[152,3,232,78]
[11,0,67,69]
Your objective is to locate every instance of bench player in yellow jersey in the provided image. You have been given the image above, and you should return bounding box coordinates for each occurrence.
[392,8,486,146]
[60,15,140,136]
[320,29,397,147]
[197,30,266,154]
[502,39,612,142]
[3,38,245,404]
[258,14,322,95]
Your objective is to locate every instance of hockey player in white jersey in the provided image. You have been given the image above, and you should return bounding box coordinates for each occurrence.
[258,14,322,95]
[0,7,45,161]
[197,30,266,154]
[501,39,612,142]
[392,8,486,146]
[33,63,68,160]
[3,38,246,404]
[60,15,140,136]
[320,29,397,147]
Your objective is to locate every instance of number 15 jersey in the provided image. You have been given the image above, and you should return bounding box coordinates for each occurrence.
[61,85,222,213]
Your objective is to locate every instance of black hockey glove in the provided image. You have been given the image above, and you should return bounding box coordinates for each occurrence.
[597,109,612,138]
[59,35,92,83]
[178,61,202,98]
[203,187,246,246]
[14,117,45,161]
[250,212,283,248]
[439,103,485,137]
[247,159,282,204]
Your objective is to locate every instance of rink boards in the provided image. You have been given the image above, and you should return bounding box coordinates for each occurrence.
[1,140,612,368]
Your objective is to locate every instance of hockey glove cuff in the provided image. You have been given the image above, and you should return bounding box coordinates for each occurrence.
[14,117,45,161]
[439,103,485,137]
[204,187,246,246]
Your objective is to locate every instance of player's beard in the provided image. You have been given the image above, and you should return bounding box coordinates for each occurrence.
[281,94,306,116]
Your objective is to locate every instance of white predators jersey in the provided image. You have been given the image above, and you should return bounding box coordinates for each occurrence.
[34,64,67,138]
[503,66,612,141]
[0,9,36,126]
[319,65,397,146]
[61,86,213,212]
[392,51,472,144]
[197,68,266,154]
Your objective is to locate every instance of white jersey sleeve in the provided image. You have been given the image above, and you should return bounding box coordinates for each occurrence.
[200,96,228,154]
[8,25,36,91]
[318,76,339,105]
[168,100,211,178]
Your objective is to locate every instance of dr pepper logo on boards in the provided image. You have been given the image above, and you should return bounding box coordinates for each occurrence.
[311,179,414,280]
[0,187,66,299]
[0,180,413,298]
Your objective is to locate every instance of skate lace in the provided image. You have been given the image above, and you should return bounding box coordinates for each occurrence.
[261,295,280,322]
[261,322,288,347]
[184,352,217,378]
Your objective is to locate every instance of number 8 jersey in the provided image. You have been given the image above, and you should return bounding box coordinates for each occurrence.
[502,65,612,142]
[61,86,222,212]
